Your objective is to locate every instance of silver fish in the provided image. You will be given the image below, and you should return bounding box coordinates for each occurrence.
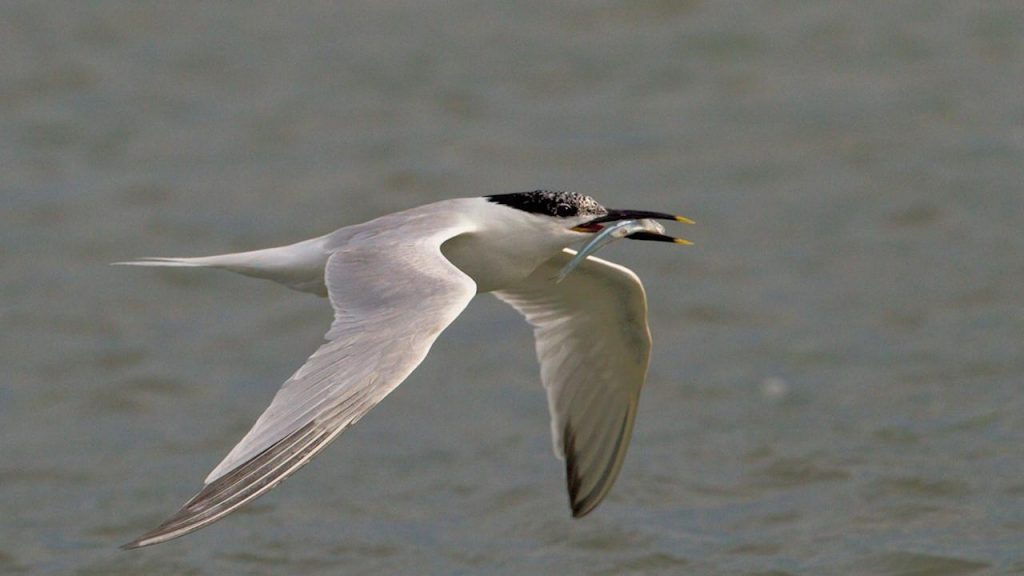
[557,219,667,282]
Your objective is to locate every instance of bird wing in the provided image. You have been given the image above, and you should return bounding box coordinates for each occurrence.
[494,249,651,518]
[123,216,478,549]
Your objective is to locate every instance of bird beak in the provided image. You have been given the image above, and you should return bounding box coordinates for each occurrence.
[624,231,693,245]
[572,209,694,245]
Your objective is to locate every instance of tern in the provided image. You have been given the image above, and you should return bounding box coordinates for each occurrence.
[117,191,692,549]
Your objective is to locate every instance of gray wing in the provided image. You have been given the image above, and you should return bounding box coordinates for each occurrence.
[123,219,477,549]
[494,249,651,518]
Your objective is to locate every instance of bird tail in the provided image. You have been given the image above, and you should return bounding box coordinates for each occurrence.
[112,237,331,296]
[111,255,241,268]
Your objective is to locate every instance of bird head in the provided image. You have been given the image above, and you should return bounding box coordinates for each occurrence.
[486,190,693,244]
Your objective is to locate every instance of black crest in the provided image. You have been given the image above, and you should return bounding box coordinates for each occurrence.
[487,190,607,218]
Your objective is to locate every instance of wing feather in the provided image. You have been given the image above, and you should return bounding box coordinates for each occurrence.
[123,214,477,549]
[495,249,650,518]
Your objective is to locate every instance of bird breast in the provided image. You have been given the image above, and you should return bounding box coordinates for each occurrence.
[441,231,567,293]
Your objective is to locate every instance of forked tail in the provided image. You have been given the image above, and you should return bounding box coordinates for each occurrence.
[112,255,238,268]
[112,237,331,296]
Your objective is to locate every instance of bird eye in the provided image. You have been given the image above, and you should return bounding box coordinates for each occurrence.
[554,203,575,217]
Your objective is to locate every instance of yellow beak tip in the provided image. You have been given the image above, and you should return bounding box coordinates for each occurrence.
[674,238,694,246]
[674,216,696,225]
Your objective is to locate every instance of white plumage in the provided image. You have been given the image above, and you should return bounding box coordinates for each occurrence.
[117,193,690,549]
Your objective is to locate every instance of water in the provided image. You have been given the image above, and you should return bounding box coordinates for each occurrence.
[2,1,1023,574]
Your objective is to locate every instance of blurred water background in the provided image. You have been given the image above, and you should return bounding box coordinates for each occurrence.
[2,1,1023,574]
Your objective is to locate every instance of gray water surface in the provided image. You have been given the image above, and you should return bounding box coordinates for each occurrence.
[2,2,1023,574]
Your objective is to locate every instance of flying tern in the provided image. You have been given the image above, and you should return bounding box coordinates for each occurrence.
[117,191,692,549]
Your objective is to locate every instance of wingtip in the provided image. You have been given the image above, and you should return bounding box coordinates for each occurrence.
[119,524,180,550]
[118,520,197,550]
[570,501,589,519]
[563,423,599,519]
[569,493,600,519]
[119,535,153,551]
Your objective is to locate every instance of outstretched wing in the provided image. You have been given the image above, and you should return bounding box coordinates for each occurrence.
[494,249,651,518]
[123,217,477,549]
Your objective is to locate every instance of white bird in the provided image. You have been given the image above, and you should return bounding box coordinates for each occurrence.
[117,191,692,549]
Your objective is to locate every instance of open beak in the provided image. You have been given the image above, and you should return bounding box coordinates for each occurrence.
[572,209,694,244]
